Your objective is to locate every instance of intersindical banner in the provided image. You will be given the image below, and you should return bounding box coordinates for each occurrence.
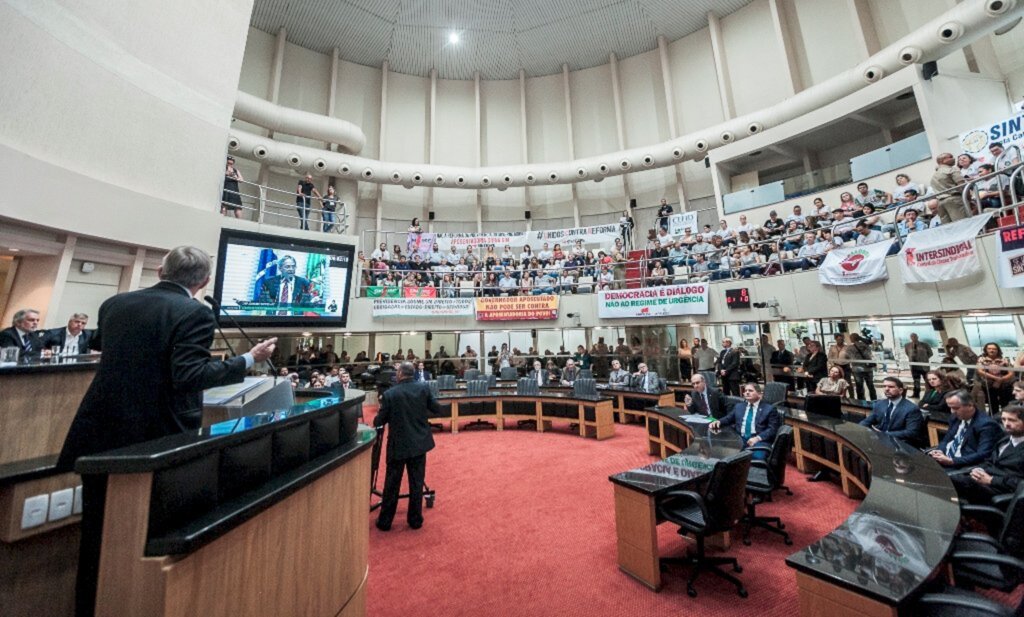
[474,295,560,321]
[371,297,475,317]
[597,284,709,318]
[898,213,991,284]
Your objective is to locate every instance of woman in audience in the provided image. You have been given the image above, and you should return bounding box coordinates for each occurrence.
[858,204,882,230]
[838,191,859,215]
[892,174,924,204]
[956,153,979,180]
[483,272,500,297]
[519,244,533,266]
[918,369,960,415]
[677,340,693,381]
[519,271,535,296]
[454,257,469,280]
[439,274,456,298]
[816,365,850,396]
[470,271,485,297]
[735,230,751,247]
[597,265,614,290]
[500,245,516,268]
[582,250,597,278]
[648,260,670,286]
[552,243,566,263]
[977,342,1015,415]
[221,156,244,218]
[319,185,338,232]
[737,245,761,278]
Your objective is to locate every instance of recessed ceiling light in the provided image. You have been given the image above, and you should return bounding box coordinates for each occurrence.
[9,248,19,252]
[967,310,990,317]
[448,32,460,44]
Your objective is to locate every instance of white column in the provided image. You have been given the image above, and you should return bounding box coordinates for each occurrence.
[707,12,735,120]
[375,60,389,244]
[562,63,580,227]
[118,247,145,293]
[257,27,288,205]
[768,0,802,95]
[475,70,483,232]
[608,53,633,200]
[520,69,532,231]
[427,68,437,228]
[656,36,689,210]
[847,0,881,59]
[45,235,77,328]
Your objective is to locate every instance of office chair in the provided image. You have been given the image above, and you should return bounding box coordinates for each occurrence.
[437,374,456,390]
[515,378,539,429]
[500,366,519,381]
[916,587,1021,616]
[761,382,789,406]
[951,483,1024,593]
[657,451,753,598]
[743,426,795,546]
[463,379,496,431]
[487,373,497,387]
[573,378,597,397]
[426,380,444,432]
[579,368,594,380]
[464,369,481,382]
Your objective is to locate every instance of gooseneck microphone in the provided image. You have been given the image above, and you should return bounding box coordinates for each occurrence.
[205,295,277,378]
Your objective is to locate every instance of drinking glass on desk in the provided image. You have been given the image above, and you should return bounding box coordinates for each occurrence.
[0,347,19,364]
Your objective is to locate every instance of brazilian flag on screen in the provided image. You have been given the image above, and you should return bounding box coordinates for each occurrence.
[252,248,278,301]
[306,253,328,303]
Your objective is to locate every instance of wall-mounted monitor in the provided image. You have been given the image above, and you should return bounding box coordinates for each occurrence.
[213,229,355,328]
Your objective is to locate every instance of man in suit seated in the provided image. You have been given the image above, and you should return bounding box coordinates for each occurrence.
[858,377,924,445]
[413,361,432,383]
[257,255,314,305]
[684,373,727,419]
[607,359,630,386]
[560,358,580,386]
[41,313,95,356]
[950,405,1024,504]
[630,363,661,392]
[528,360,549,387]
[926,390,1001,470]
[0,308,44,358]
[709,382,780,459]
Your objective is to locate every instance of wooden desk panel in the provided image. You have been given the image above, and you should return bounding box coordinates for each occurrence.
[442,395,616,440]
[0,369,94,465]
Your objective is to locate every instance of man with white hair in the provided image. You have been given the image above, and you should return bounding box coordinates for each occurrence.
[0,308,43,356]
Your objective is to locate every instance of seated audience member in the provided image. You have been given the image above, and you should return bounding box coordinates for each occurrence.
[957,152,980,180]
[607,359,631,386]
[528,359,549,386]
[734,215,755,237]
[892,173,924,203]
[858,377,924,445]
[498,271,518,295]
[709,383,780,459]
[698,224,716,243]
[858,203,881,230]
[537,242,553,265]
[919,369,961,415]
[925,198,942,228]
[896,208,926,238]
[715,220,735,245]
[949,405,1024,504]
[560,358,580,386]
[684,373,726,419]
[811,197,830,222]
[597,266,615,290]
[0,308,45,357]
[853,220,885,246]
[926,390,1001,469]
[837,191,859,215]
[666,242,688,272]
[786,205,807,227]
[42,313,94,355]
[975,163,1006,209]
[533,271,556,295]
[630,362,660,392]
[784,232,826,271]
[762,210,785,237]
[736,246,761,278]
[854,181,892,208]
[831,209,857,242]
[816,365,850,395]
[648,260,670,286]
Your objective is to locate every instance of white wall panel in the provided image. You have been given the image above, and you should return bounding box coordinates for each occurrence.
[620,50,670,148]
[278,41,330,149]
[569,64,617,158]
[525,73,571,164]
[435,79,476,167]
[238,26,274,100]
[667,28,725,134]
[481,186,527,217]
[334,59,382,158]
[720,0,791,116]
[786,0,865,87]
[481,79,523,167]
[383,72,429,164]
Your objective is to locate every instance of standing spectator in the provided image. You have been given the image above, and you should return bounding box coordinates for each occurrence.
[717,338,741,395]
[295,174,321,231]
[798,340,828,392]
[847,333,878,401]
[903,333,933,398]
[657,198,673,231]
[977,343,1015,415]
[619,209,635,249]
[221,156,244,218]
[957,153,980,180]
[930,153,969,222]
[321,185,339,232]
[677,339,693,381]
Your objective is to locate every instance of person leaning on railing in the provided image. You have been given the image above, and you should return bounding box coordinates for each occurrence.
[930,152,970,223]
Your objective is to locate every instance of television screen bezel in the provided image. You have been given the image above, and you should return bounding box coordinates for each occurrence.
[213,228,356,328]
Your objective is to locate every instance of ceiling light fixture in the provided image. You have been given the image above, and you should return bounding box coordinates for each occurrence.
[448,32,460,44]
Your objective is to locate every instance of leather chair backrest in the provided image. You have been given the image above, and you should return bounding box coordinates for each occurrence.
[467,379,490,396]
[724,395,745,408]
[573,378,597,397]
[437,374,456,390]
[999,482,1024,554]
[703,451,753,533]
[426,379,440,398]
[762,382,789,406]
[465,369,481,382]
[767,425,795,488]
[579,369,594,380]
[500,367,519,381]
[487,374,497,387]
[517,378,539,396]
[699,371,718,391]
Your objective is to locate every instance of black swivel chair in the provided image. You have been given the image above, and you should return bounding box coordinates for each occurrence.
[463,379,496,431]
[743,425,795,546]
[437,374,456,390]
[500,366,519,381]
[579,368,594,380]
[761,382,788,406]
[464,368,481,382]
[573,378,597,397]
[426,380,444,432]
[657,451,753,598]
[515,378,540,429]
[950,482,1024,593]
[917,586,1022,616]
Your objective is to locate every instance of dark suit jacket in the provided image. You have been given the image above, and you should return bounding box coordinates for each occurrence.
[57,282,248,470]
[719,400,780,443]
[561,367,580,384]
[607,369,631,385]
[258,275,314,304]
[802,352,828,380]
[374,379,439,461]
[528,369,550,384]
[0,327,44,356]
[719,348,740,380]
[858,398,924,444]
[933,412,1001,468]
[630,371,661,391]
[977,437,1024,493]
[40,328,95,354]
[687,388,727,419]
[413,370,432,383]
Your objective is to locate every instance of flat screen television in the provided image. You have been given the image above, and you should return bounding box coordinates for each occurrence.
[213,229,356,328]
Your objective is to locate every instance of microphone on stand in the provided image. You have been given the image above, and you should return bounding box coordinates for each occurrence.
[205,295,278,380]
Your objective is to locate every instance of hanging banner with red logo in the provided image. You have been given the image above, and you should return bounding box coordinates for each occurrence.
[818,241,890,286]
[996,223,1024,288]
[898,213,991,284]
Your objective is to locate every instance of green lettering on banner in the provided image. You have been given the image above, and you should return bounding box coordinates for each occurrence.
[385,288,400,297]
[366,286,383,297]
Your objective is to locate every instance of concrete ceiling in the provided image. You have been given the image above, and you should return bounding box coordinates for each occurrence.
[250,0,754,80]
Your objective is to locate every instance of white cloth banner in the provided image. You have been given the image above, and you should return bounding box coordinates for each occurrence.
[818,241,890,286]
[898,213,991,284]
[431,223,621,252]
[668,211,699,237]
[958,111,1024,166]
[597,283,709,318]
[372,297,475,317]
[996,223,1024,288]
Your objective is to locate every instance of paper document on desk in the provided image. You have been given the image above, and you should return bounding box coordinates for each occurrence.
[682,414,712,423]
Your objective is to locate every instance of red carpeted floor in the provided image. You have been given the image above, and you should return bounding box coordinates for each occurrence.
[364,406,858,617]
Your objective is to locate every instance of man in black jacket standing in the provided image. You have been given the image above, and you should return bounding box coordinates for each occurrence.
[375,361,440,531]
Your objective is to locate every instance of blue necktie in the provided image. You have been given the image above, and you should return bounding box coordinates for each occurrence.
[947,422,967,457]
[882,401,894,431]
[743,404,755,440]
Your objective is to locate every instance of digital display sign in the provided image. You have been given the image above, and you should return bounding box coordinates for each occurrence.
[725,288,750,309]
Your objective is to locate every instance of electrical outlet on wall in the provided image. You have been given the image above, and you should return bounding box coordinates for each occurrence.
[48,488,74,521]
[21,494,49,529]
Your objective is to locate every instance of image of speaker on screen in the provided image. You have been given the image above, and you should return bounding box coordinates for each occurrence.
[254,253,322,307]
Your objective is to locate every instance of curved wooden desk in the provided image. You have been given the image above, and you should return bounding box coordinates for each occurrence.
[434,391,615,440]
[76,391,371,617]
[610,405,960,617]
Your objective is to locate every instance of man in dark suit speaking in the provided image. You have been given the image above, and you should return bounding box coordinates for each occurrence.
[684,373,726,419]
[257,254,313,305]
[57,246,277,617]
[374,361,440,531]
[710,382,781,459]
